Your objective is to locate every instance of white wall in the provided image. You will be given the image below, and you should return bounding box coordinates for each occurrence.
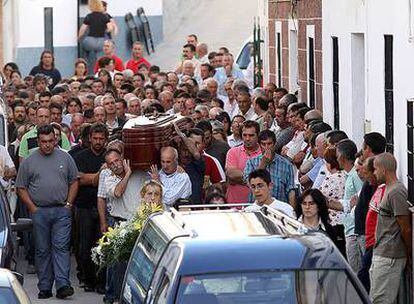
[322,0,414,181]
[3,0,19,62]
[16,0,77,48]
[80,0,162,17]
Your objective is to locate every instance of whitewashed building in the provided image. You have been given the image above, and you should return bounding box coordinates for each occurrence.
[2,0,163,76]
[322,0,414,196]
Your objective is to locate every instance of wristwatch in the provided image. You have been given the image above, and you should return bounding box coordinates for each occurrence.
[65,201,72,208]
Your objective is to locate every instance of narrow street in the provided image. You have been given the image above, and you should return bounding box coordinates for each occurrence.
[16,254,102,303]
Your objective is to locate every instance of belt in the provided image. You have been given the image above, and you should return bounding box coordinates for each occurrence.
[35,203,66,208]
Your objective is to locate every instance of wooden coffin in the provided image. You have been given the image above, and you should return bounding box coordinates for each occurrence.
[122,114,187,170]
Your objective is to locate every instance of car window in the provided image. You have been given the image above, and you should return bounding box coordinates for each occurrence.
[123,221,168,303]
[176,270,365,304]
[0,287,19,304]
[236,43,252,69]
[154,271,170,304]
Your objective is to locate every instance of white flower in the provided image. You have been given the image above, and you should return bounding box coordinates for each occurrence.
[120,229,127,238]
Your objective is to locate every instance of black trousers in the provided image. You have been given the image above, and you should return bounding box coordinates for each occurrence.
[357,246,373,292]
[332,224,347,258]
[75,208,105,288]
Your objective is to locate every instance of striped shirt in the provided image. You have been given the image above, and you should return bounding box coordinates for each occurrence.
[244,153,295,203]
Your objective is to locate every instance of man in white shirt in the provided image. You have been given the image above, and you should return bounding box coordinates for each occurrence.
[223,80,239,120]
[196,43,209,64]
[150,147,192,208]
[0,144,16,186]
[244,169,295,217]
[97,149,148,302]
[237,90,257,121]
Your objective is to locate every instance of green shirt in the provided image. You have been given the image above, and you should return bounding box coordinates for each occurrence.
[19,127,71,159]
[342,166,364,236]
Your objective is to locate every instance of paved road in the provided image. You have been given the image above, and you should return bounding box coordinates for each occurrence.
[149,0,258,70]
[16,252,103,304]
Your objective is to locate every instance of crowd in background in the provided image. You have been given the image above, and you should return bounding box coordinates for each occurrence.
[0,1,411,303]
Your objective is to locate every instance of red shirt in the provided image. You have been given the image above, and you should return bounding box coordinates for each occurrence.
[94,54,125,73]
[203,153,225,186]
[125,57,151,73]
[365,184,386,249]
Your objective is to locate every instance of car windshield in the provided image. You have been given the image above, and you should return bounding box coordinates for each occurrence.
[236,43,252,69]
[0,287,19,304]
[176,270,365,304]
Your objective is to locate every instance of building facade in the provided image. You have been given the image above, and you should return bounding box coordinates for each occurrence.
[2,0,163,77]
[266,0,322,110]
[322,0,414,190]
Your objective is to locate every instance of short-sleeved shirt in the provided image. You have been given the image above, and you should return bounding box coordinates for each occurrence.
[374,181,410,258]
[244,198,295,217]
[29,66,62,89]
[19,127,71,159]
[244,153,295,203]
[83,12,110,37]
[319,171,346,226]
[0,145,15,186]
[15,149,78,206]
[125,57,151,73]
[98,169,148,220]
[365,184,386,249]
[226,145,261,204]
[341,166,364,236]
[73,148,105,209]
[206,139,230,169]
[94,54,124,73]
[354,181,375,235]
[203,153,225,187]
[185,158,205,205]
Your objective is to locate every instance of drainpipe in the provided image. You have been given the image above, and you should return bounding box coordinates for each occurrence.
[77,0,80,57]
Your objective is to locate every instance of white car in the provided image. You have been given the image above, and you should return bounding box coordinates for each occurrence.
[0,268,31,303]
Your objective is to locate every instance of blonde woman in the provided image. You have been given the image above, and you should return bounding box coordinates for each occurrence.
[140,180,163,207]
[78,0,113,68]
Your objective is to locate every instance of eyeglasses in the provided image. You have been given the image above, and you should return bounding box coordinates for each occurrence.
[301,200,316,207]
[249,183,266,191]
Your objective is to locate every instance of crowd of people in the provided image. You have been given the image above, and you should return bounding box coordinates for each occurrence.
[0,2,411,302]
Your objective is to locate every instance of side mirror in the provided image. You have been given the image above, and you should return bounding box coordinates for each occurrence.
[11,218,33,232]
[12,271,24,285]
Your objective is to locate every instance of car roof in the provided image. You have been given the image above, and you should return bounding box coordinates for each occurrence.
[0,268,14,287]
[174,233,347,275]
[174,210,282,238]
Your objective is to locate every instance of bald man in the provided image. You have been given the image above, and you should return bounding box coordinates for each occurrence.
[150,147,192,208]
[370,152,411,304]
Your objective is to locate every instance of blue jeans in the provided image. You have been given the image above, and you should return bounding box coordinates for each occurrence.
[105,216,127,302]
[81,36,105,69]
[32,206,72,292]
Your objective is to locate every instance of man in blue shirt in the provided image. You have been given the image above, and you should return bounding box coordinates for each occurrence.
[328,139,363,273]
[244,130,296,207]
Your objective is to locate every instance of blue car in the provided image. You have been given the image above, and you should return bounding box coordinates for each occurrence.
[120,207,371,304]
